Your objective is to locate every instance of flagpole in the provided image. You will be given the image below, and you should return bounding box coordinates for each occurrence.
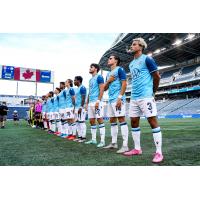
[16,81,18,96]
[35,82,37,97]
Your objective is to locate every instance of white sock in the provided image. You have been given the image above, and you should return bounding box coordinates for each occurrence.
[83,123,87,138]
[91,125,97,141]
[52,120,56,132]
[64,121,69,135]
[76,122,81,137]
[152,127,162,154]
[120,122,129,147]
[43,121,47,129]
[49,121,52,130]
[56,120,62,133]
[60,120,64,133]
[80,122,86,138]
[111,123,118,144]
[132,127,141,150]
[99,123,105,143]
[71,123,77,136]
[50,121,53,131]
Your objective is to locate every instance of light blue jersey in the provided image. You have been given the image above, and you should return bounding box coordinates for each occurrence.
[65,87,75,108]
[106,66,126,103]
[75,85,87,108]
[53,96,59,112]
[46,97,54,112]
[58,89,67,109]
[42,101,47,112]
[129,54,158,100]
[89,74,104,103]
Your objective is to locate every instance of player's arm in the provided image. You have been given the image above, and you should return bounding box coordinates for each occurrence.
[85,94,89,111]
[69,88,76,112]
[116,68,127,109]
[79,86,87,114]
[145,56,160,94]
[95,75,104,109]
[152,71,160,93]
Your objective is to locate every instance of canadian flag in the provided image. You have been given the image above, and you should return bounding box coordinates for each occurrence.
[14,67,40,82]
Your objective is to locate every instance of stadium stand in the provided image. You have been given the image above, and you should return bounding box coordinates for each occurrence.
[99,33,200,118]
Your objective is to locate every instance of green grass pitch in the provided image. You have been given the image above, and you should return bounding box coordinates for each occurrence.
[0,118,200,166]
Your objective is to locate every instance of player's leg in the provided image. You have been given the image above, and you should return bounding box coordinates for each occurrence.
[104,117,118,149]
[104,103,118,149]
[55,112,61,134]
[78,109,87,143]
[96,102,105,148]
[0,116,2,128]
[124,100,142,156]
[3,115,7,128]
[73,109,81,141]
[85,103,97,144]
[113,102,129,154]
[141,98,163,162]
[69,110,77,140]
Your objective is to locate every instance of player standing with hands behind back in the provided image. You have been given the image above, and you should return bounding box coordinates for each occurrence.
[124,37,164,163]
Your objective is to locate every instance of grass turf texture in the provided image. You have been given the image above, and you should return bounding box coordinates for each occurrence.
[0,118,200,166]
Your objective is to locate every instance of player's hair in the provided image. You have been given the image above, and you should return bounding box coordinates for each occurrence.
[132,37,147,51]
[90,63,100,73]
[56,87,61,93]
[49,91,54,97]
[67,79,73,87]
[110,54,121,65]
[75,76,83,83]
[60,82,65,86]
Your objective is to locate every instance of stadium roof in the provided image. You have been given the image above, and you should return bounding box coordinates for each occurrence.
[99,33,200,72]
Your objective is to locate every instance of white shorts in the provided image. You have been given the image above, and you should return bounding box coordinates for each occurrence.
[88,101,104,119]
[107,101,126,118]
[59,108,75,119]
[53,112,60,120]
[129,98,157,118]
[47,112,53,120]
[42,112,46,119]
[74,108,86,122]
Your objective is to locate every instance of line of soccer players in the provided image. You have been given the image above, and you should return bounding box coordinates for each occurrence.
[39,37,164,163]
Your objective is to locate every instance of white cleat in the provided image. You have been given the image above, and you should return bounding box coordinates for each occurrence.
[116,146,129,154]
[103,143,118,149]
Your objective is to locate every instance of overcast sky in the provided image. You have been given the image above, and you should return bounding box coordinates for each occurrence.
[0,33,118,96]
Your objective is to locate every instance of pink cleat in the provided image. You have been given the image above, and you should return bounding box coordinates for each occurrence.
[152,153,164,163]
[123,149,142,156]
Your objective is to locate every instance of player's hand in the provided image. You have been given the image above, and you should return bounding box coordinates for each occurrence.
[95,101,99,110]
[108,75,115,83]
[78,108,82,115]
[116,98,122,110]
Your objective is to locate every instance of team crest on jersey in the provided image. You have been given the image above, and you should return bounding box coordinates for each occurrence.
[131,68,140,79]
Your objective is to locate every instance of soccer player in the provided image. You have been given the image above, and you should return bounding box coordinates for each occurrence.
[124,37,164,163]
[58,82,69,138]
[74,76,87,142]
[46,91,55,134]
[42,95,48,130]
[53,87,62,134]
[85,63,105,148]
[0,102,9,128]
[12,110,19,125]
[64,79,76,140]
[35,99,42,128]
[103,54,129,153]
